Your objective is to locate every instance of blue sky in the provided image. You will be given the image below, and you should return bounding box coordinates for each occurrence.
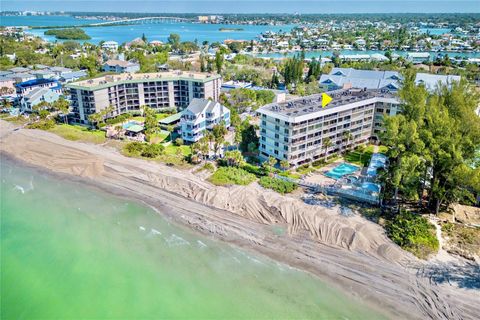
[2,1,479,13]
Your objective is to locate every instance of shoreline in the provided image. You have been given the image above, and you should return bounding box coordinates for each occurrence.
[1,120,479,319]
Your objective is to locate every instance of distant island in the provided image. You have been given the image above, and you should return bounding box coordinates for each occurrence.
[44,28,91,40]
[219,27,244,32]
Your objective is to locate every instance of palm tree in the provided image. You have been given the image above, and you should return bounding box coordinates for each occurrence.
[88,112,103,129]
[52,98,70,124]
[166,125,175,143]
[322,137,333,159]
[280,159,290,171]
[342,131,353,154]
[103,105,115,120]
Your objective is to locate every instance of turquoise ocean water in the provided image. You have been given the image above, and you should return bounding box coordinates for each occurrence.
[0,158,386,319]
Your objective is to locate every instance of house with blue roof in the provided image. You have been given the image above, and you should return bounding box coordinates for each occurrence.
[15,78,63,109]
[319,68,402,92]
[16,78,62,95]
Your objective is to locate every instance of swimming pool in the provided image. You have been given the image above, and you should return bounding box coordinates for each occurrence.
[325,163,359,180]
[361,182,381,194]
[123,121,140,129]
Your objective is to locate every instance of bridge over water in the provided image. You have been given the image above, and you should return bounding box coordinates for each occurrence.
[31,16,195,29]
[88,16,194,26]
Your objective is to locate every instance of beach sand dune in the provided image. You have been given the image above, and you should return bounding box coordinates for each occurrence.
[1,120,478,320]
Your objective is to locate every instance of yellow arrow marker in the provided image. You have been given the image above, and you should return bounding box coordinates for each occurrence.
[321,93,332,108]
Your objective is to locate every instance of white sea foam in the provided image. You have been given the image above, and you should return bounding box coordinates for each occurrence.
[197,240,207,248]
[13,185,25,194]
[151,228,161,235]
[139,226,146,231]
[165,234,190,246]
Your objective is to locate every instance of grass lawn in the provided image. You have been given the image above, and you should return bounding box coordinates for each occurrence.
[164,144,191,156]
[48,124,106,144]
[296,165,317,175]
[130,116,145,122]
[150,130,170,144]
[344,145,377,166]
[2,115,29,125]
[278,171,302,180]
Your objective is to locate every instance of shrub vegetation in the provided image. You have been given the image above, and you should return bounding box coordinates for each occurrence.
[209,167,256,186]
[123,142,165,158]
[385,210,439,259]
[259,176,297,194]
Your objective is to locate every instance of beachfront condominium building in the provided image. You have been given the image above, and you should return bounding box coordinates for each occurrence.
[257,89,399,166]
[66,71,222,124]
[180,98,230,143]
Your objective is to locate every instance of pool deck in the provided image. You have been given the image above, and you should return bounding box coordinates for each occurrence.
[303,159,345,186]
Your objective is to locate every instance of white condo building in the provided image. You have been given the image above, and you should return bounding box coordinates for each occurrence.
[66,71,222,124]
[257,89,399,166]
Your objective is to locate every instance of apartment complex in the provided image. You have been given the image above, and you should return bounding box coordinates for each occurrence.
[257,89,399,166]
[319,68,402,91]
[180,98,230,143]
[102,59,140,73]
[319,68,460,93]
[66,71,222,124]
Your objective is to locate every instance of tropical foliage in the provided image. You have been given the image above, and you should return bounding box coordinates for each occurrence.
[209,167,256,186]
[380,71,480,213]
[259,176,297,194]
[385,210,439,259]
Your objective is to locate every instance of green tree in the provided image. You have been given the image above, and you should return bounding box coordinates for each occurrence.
[381,75,480,214]
[52,97,70,124]
[215,51,224,74]
[239,123,259,153]
[224,150,245,167]
[263,156,278,173]
[143,106,158,135]
[212,123,228,156]
[168,33,181,50]
[322,137,333,158]
[280,159,290,170]
[342,131,353,153]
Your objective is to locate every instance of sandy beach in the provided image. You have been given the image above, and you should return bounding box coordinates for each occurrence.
[1,120,479,320]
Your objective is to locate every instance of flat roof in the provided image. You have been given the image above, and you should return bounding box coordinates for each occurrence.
[66,71,221,91]
[258,89,397,120]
